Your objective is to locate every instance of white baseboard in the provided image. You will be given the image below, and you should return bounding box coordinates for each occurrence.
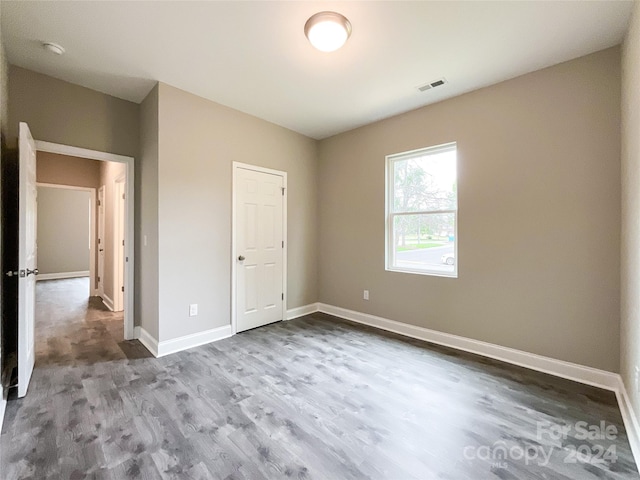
[615,378,640,466]
[134,326,159,357]
[157,325,233,357]
[101,294,114,312]
[134,324,233,358]
[317,303,619,391]
[36,270,89,281]
[286,303,320,320]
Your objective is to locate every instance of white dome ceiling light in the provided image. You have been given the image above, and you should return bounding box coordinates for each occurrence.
[304,11,352,53]
[42,42,65,55]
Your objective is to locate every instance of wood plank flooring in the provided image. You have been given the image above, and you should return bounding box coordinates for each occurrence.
[1,278,638,479]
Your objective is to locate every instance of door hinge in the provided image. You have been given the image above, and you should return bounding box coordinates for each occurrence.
[282,241,284,248]
[122,193,125,200]
[281,293,284,300]
[121,286,124,292]
[98,238,101,244]
[98,200,101,206]
[97,276,100,282]
[122,240,125,246]
[281,187,285,196]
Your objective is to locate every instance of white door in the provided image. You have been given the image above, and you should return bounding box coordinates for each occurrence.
[114,179,125,312]
[235,167,284,332]
[97,186,105,296]
[18,122,37,398]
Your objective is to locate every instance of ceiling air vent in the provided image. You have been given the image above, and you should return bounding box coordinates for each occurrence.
[417,78,447,92]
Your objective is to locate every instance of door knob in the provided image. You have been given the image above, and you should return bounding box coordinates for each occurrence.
[5,271,18,277]
[238,255,245,261]
[26,268,39,276]
[99,249,104,252]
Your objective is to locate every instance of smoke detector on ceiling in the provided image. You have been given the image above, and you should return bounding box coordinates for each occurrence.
[42,42,65,56]
[417,78,447,92]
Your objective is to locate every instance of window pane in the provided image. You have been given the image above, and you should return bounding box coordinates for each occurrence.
[393,148,457,212]
[392,213,455,274]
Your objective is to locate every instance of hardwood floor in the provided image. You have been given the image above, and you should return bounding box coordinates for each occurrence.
[1,278,638,479]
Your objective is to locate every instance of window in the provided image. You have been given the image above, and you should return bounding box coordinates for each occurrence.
[386,142,457,277]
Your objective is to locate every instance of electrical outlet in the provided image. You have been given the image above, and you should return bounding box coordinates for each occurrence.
[189,304,198,317]
[363,290,369,300]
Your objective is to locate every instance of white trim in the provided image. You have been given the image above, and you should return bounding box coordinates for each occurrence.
[97,185,105,299]
[0,388,7,437]
[35,141,135,340]
[615,378,640,466]
[101,293,114,312]
[36,270,89,281]
[157,325,232,357]
[231,162,288,335]
[134,326,158,357]
[134,324,233,358]
[317,303,619,391]
[36,183,96,293]
[286,303,320,320]
[113,175,126,312]
[35,140,132,164]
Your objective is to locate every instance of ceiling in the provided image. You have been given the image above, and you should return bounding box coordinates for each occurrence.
[2,1,634,140]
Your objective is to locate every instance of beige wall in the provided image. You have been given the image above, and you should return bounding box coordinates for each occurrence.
[621,2,640,420]
[317,47,621,372]
[37,187,91,275]
[37,152,101,189]
[98,160,126,306]
[137,86,159,338]
[156,83,318,342]
[8,66,138,157]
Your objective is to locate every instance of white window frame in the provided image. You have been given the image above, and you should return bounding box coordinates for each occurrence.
[385,142,458,278]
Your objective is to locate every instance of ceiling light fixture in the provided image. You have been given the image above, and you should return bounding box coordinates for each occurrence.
[42,42,65,55]
[304,11,352,52]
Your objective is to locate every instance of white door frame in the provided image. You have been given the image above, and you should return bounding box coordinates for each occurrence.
[35,183,96,288]
[231,162,287,335]
[34,140,136,340]
[97,185,105,298]
[113,175,126,312]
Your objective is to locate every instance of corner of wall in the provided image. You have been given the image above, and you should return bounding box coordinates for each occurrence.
[621,0,640,430]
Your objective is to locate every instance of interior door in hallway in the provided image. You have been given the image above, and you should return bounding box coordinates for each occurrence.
[17,122,37,398]
[235,166,285,333]
[97,186,105,297]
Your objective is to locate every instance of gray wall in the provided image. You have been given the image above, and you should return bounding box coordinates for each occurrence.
[138,85,159,338]
[157,83,318,342]
[36,187,91,275]
[8,66,139,157]
[317,47,621,372]
[621,2,640,424]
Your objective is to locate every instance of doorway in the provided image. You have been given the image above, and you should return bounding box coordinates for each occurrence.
[2,125,135,399]
[232,162,287,333]
[34,140,134,338]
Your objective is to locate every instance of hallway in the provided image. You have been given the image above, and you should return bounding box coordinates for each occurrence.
[33,278,139,367]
